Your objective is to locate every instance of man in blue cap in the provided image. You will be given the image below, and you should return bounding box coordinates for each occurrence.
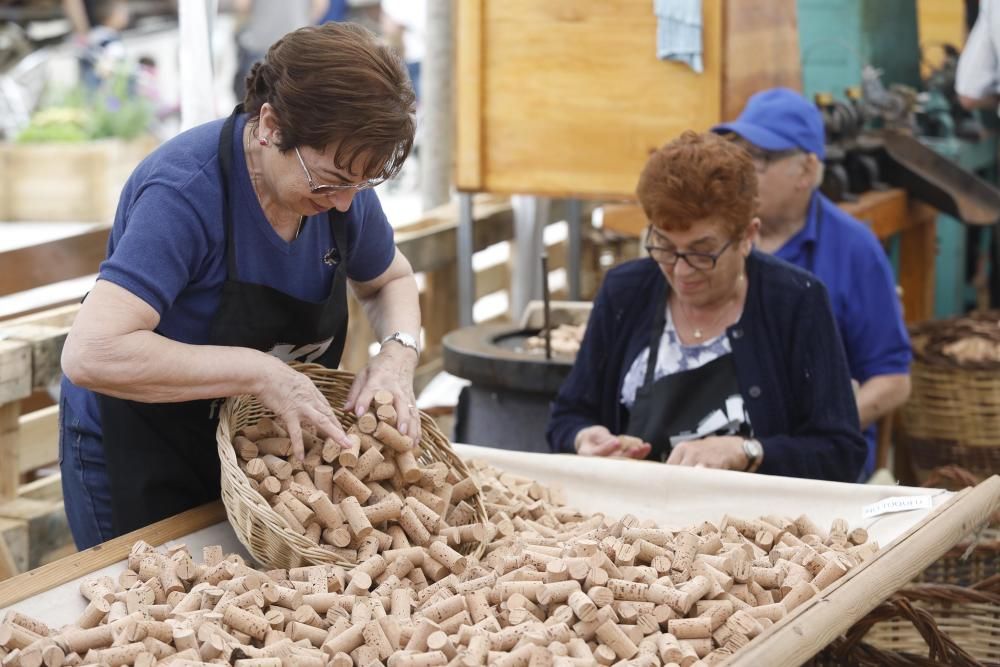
[713,87,911,481]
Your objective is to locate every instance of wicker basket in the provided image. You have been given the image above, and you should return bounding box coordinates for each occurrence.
[216,363,489,570]
[900,312,1000,482]
[911,467,1000,588]
[811,577,1000,667]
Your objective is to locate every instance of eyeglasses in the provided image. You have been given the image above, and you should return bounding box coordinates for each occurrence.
[294,146,387,194]
[743,146,803,174]
[645,229,735,271]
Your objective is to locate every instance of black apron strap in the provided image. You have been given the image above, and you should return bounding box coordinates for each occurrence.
[219,104,242,280]
[641,277,669,389]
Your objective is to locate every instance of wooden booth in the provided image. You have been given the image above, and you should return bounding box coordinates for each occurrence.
[453,0,802,324]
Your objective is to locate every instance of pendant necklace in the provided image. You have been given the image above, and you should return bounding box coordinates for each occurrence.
[675,276,744,341]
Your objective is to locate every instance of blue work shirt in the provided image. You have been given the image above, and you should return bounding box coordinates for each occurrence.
[774,191,912,477]
[61,114,397,439]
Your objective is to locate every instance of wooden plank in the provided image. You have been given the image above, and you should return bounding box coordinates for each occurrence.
[17,405,59,476]
[0,533,16,582]
[917,0,967,78]
[728,475,1000,666]
[464,0,723,198]
[0,498,70,571]
[0,229,108,298]
[455,0,483,190]
[0,340,31,405]
[898,202,938,324]
[839,188,910,240]
[421,263,459,364]
[0,404,20,502]
[601,203,647,238]
[0,324,70,392]
[396,197,515,274]
[0,501,227,608]
[18,475,62,504]
[0,304,80,329]
[0,518,27,578]
[720,0,801,121]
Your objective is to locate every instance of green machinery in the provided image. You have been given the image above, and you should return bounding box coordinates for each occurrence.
[798,0,998,317]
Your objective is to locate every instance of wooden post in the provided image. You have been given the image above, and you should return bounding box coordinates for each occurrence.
[898,202,938,324]
[420,0,455,212]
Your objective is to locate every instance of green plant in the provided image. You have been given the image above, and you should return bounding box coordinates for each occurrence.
[17,65,153,143]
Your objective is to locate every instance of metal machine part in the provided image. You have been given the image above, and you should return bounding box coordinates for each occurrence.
[444,322,576,453]
[878,130,1000,226]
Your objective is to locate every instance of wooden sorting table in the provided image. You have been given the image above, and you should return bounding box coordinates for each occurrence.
[1,445,996,666]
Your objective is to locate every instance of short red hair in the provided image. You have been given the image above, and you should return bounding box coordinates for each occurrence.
[636,131,757,238]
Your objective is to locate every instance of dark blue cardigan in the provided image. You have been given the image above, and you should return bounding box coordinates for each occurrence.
[546,251,866,482]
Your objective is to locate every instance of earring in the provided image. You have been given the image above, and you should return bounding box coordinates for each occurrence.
[259,136,269,146]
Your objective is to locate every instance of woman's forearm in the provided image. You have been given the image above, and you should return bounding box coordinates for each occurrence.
[64,329,275,403]
[355,273,421,346]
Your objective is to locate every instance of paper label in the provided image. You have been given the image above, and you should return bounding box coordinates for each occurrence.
[862,495,934,519]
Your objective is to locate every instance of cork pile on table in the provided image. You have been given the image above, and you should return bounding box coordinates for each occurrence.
[522,324,586,357]
[0,443,879,666]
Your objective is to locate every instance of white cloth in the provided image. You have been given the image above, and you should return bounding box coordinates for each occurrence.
[956,0,1000,107]
[381,0,426,64]
[620,304,731,408]
[653,0,703,74]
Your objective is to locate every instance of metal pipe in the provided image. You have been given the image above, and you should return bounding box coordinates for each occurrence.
[457,193,475,327]
[541,252,551,360]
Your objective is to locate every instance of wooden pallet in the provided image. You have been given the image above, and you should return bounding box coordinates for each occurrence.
[0,305,78,579]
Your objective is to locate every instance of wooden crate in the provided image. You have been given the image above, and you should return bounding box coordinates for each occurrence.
[455,0,801,198]
[0,305,80,579]
[0,136,158,222]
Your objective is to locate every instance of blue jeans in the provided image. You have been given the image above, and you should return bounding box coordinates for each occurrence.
[59,397,114,549]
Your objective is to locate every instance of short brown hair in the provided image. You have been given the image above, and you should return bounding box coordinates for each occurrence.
[636,131,757,238]
[244,22,416,181]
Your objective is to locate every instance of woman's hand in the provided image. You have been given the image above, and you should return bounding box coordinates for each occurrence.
[344,343,420,441]
[575,426,651,459]
[255,359,354,460]
[666,435,747,470]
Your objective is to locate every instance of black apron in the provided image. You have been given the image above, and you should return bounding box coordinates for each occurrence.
[99,106,349,535]
[625,279,752,462]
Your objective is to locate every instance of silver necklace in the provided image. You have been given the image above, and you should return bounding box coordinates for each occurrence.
[674,278,743,340]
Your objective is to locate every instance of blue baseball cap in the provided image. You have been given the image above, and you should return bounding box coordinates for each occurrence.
[712,87,826,159]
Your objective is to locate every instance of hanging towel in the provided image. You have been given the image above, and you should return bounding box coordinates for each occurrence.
[654,0,703,74]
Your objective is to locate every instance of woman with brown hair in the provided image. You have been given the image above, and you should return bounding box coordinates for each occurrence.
[547,131,866,482]
[60,22,421,547]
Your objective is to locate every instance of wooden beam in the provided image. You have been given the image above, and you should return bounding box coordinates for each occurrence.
[0,404,21,502]
[395,197,515,274]
[898,202,938,324]
[728,475,1000,666]
[0,340,31,406]
[455,0,483,191]
[0,531,16,582]
[0,501,227,608]
[0,228,108,298]
[0,304,79,393]
[17,405,59,476]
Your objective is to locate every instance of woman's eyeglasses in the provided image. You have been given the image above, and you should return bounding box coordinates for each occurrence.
[294,147,387,194]
[644,228,735,271]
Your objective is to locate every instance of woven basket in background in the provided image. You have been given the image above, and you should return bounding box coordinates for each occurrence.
[811,578,1000,667]
[900,311,1000,481]
[216,363,489,570]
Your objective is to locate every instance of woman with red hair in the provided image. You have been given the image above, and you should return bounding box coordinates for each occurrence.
[547,131,865,481]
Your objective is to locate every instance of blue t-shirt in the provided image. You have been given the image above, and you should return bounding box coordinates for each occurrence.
[775,191,912,476]
[61,114,396,437]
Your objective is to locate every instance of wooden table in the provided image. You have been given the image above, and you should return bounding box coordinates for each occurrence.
[0,447,996,667]
[602,188,936,325]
